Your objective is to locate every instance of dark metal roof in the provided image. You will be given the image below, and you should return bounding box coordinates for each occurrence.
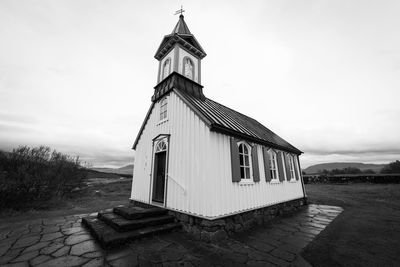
[175,89,303,155]
[132,72,302,154]
[172,15,191,34]
[154,16,206,60]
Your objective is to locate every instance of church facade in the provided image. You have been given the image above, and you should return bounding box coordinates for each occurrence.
[131,15,306,220]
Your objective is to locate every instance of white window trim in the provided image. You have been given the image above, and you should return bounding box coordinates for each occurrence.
[159,97,168,122]
[162,58,171,80]
[182,56,194,80]
[239,180,255,186]
[157,118,168,125]
[155,139,168,153]
[268,149,279,183]
[287,154,296,182]
[237,141,253,182]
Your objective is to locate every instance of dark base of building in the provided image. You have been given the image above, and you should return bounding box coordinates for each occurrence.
[130,197,308,242]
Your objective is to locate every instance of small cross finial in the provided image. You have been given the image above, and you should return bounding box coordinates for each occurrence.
[174,5,185,16]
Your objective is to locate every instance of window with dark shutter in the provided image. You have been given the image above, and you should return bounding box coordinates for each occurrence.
[285,154,291,181]
[230,138,241,182]
[251,145,260,182]
[230,139,258,183]
[262,147,272,182]
[238,142,251,181]
[277,151,285,182]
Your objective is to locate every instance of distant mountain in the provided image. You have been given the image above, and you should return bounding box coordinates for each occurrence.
[91,164,133,175]
[304,162,385,174]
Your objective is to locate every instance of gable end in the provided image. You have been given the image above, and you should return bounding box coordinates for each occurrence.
[132,102,155,150]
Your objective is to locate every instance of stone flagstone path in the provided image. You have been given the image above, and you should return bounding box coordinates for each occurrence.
[0,204,343,266]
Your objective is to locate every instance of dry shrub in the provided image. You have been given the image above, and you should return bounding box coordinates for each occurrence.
[0,146,87,210]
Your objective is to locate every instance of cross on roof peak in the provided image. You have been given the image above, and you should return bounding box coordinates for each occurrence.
[174,5,185,17]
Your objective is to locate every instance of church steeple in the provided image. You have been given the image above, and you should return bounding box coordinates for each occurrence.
[155,13,206,85]
[172,15,191,35]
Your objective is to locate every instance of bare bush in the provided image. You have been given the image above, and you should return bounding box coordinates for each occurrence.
[0,145,87,210]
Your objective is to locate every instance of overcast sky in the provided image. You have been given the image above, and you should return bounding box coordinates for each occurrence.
[1,0,399,168]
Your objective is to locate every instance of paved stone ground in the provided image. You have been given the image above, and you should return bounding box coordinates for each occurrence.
[0,204,343,267]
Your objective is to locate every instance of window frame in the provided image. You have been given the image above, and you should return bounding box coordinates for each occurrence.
[155,139,168,153]
[162,58,171,80]
[182,57,194,80]
[287,154,296,181]
[237,141,253,182]
[269,149,279,183]
[159,97,168,122]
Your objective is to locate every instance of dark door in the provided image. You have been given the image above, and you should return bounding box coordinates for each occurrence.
[152,151,166,203]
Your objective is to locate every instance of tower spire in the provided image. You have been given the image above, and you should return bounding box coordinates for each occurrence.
[172,7,191,35]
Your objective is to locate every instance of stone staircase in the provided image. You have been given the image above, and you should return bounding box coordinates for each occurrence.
[82,205,181,248]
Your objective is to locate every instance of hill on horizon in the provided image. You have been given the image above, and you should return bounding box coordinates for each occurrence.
[91,164,133,175]
[304,162,385,174]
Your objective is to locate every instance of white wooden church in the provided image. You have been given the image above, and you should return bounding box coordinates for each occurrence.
[131,14,306,220]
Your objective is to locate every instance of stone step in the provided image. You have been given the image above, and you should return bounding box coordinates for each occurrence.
[113,206,168,220]
[97,212,175,232]
[82,217,181,248]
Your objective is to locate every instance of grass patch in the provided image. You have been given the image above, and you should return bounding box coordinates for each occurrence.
[303,183,400,266]
[0,177,132,225]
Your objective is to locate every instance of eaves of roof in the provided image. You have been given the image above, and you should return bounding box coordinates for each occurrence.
[174,89,303,155]
[132,88,302,155]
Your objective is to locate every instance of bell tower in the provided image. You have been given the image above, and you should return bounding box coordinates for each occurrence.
[154,13,206,85]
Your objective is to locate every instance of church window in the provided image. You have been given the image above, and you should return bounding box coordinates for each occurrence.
[238,142,252,180]
[287,154,296,180]
[155,139,167,153]
[162,58,171,79]
[269,150,278,181]
[159,98,167,121]
[183,57,194,79]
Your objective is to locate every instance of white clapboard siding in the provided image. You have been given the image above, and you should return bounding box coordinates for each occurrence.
[132,91,305,219]
[131,91,212,217]
[207,131,304,218]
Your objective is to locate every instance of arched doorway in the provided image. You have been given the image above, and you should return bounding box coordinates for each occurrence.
[152,139,168,204]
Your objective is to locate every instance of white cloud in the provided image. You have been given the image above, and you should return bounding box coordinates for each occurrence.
[0,0,399,167]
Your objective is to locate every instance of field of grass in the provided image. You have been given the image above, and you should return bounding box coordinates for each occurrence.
[0,177,132,224]
[303,183,400,266]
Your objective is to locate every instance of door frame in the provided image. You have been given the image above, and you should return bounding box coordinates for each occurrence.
[149,134,170,207]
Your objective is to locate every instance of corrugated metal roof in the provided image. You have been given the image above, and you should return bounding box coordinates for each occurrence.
[176,89,302,154]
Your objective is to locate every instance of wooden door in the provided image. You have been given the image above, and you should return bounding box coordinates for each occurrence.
[152,151,166,203]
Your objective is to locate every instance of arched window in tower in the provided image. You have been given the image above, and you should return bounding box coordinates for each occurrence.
[162,58,171,79]
[159,98,168,121]
[183,57,194,79]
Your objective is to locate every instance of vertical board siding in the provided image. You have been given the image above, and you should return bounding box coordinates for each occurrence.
[132,91,304,218]
[131,91,212,217]
[208,131,305,218]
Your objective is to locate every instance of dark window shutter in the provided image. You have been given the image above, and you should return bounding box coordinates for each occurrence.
[277,151,285,182]
[262,147,272,182]
[294,156,300,180]
[251,145,260,182]
[285,154,291,181]
[230,138,241,182]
